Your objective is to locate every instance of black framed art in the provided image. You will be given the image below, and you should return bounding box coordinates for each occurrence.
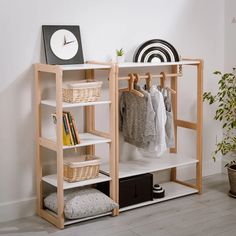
[42,25,84,65]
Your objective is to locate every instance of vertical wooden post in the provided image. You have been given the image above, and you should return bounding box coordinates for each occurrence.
[170,65,178,181]
[35,65,43,216]
[196,60,203,193]
[109,63,119,216]
[85,69,95,155]
[55,68,64,229]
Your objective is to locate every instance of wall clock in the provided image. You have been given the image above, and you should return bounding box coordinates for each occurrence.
[42,25,84,65]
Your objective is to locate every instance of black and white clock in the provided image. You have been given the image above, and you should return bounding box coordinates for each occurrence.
[42,25,84,65]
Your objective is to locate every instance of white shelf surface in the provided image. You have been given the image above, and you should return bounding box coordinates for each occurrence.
[59,63,111,71]
[117,60,200,68]
[120,182,198,212]
[45,209,112,226]
[48,133,111,150]
[64,212,112,225]
[65,133,111,149]
[101,153,198,178]
[42,173,111,189]
[41,99,111,108]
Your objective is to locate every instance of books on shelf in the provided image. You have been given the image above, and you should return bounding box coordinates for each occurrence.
[52,111,80,146]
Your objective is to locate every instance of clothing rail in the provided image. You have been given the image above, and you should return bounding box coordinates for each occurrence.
[118,72,182,81]
[119,71,178,94]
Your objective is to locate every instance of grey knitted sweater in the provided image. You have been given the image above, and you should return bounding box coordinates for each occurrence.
[119,85,156,149]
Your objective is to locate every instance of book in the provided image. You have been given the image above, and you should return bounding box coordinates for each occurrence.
[71,114,80,144]
[65,111,78,145]
[63,112,74,146]
[52,113,71,146]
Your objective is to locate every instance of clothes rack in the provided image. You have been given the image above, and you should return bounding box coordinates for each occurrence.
[111,59,203,212]
[118,71,177,94]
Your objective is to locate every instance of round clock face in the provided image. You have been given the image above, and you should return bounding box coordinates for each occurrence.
[50,29,79,60]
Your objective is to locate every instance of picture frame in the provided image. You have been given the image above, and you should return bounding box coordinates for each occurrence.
[42,25,84,65]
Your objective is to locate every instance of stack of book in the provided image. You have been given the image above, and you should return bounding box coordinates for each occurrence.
[52,111,80,146]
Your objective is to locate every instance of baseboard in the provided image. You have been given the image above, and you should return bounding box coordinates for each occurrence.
[202,159,222,176]
[0,197,36,223]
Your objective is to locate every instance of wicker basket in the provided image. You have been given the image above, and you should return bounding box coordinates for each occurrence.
[63,155,100,182]
[63,80,102,103]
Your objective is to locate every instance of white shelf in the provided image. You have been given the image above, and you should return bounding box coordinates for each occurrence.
[64,212,112,225]
[41,99,111,108]
[65,133,111,149]
[42,173,111,189]
[120,182,198,212]
[45,209,112,225]
[101,153,198,178]
[47,133,111,150]
[59,64,111,71]
[117,60,200,68]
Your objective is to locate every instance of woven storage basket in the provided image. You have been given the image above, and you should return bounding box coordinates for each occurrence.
[63,80,102,103]
[64,155,100,182]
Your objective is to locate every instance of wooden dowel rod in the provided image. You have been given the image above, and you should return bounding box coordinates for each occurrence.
[176,119,197,130]
[173,180,198,190]
[118,73,182,81]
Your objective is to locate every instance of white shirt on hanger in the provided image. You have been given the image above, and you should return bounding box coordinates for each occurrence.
[139,85,167,157]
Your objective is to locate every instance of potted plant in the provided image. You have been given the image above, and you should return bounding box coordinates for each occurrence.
[203,69,236,197]
[116,48,125,63]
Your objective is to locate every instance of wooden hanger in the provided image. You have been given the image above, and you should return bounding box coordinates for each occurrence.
[128,73,144,97]
[145,72,152,91]
[133,73,140,84]
[160,72,176,94]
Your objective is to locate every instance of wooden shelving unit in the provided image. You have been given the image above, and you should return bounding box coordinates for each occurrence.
[111,59,203,213]
[35,63,118,229]
[35,59,203,228]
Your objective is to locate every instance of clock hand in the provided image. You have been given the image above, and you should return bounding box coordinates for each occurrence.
[64,35,66,45]
[65,40,75,45]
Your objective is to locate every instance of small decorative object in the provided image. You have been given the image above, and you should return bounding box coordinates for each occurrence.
[116,48,125,63]
[42,25,84,65]
[203,69,236,197]
[133,39,179,63]
[153,184,165,198]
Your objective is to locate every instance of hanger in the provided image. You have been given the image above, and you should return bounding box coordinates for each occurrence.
[133,73,140,84]
[145,72,152,91]
[128,73,144,97]
[160,72,176,94]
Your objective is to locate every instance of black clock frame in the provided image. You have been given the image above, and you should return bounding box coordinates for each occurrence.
[42,25,84,65]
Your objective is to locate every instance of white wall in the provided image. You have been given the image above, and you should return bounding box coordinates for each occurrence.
[222,0,236,171]
[0,0,224,222]
[225,0,236,71]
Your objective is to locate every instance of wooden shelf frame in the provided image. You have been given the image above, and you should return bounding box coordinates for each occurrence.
[114,59,203,212]
[35,59,203,229]
[35,63,118,229]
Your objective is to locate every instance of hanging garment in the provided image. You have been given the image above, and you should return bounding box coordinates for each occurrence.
[144,85,167,156]
[119,85,156,149]
[157,86,175,148]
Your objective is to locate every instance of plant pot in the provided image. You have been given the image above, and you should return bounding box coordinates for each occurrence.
[227,164,236,198]
[116,55,125,63]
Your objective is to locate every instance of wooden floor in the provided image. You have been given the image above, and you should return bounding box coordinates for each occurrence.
[0,174,235,236]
